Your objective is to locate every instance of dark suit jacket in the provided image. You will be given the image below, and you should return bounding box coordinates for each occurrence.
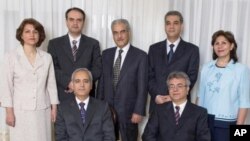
[142,101,210,141]
[97,45,148,123]
[55,97,115,141]
[47,34,102,100]
[148,39,199,110]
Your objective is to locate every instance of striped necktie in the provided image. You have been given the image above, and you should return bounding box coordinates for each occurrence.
[72,40,77,61]
[175,106,180,125]
[113,49,123,89]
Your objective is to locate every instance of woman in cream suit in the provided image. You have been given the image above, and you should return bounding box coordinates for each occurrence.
[1,18,59,141]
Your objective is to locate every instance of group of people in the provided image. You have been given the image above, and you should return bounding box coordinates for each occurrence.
[0,7,249,141]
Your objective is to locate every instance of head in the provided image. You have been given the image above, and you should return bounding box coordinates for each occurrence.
[71,68,93,100]
[16,18,45,47]
[65,7,85,37]
[211,30,238,63]
[111,19,130,48]
[167,71,190,104]
[164,11,183,42]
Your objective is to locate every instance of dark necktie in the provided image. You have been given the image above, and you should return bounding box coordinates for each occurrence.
[175,106,180,125]
[113,49,123,89]
[168,44,174,63]
[72,40,77,61]
[79,102,86,124]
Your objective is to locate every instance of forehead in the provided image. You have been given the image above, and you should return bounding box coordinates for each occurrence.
[112,22,127,30]
[68,10,84,19]
[73,71,89,80]
[168,78,186,84]
[166,15,181,22]
[24,24,35,29]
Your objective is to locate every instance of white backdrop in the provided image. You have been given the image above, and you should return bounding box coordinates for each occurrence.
[1,0,250,140]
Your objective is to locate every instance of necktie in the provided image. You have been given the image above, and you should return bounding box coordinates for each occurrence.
[175,106,180,125]
[79,102,86,124]
[168,44,174,63]
[72,40,77,61]
[113,49,123,89]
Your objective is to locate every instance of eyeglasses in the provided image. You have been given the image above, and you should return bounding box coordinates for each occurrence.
[168,84,187,90]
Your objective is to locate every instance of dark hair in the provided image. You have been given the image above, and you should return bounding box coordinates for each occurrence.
[211,30,238,63]
[65,7,86,21]
[167,71,191,87]
[164,10,184,24]
[16,18,45,47]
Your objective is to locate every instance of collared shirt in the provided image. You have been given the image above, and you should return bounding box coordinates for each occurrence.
[113,43,130,68]
[68,34,81,49]
[198,60,250,121]
[75,96,90,110]
[166,37,181,54]
[172,100,187,117]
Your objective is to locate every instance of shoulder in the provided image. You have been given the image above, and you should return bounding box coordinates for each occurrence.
[149,40,165,49]
[81,34,99,44]
[49,35,67,43]
[130,46,147,56]
[102,47,116,55]
[188,102,207,114]
[180,39,199,49]
[37,49,53,60]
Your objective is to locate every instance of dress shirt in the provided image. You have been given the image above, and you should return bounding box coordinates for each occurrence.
[166,37,181,54]
[68,34,81,49]
[172,100,187,117]
[113,43,130,68]
[75,96,90,110]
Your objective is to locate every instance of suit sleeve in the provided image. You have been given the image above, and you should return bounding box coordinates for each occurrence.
[134,53,148,115]
[47,40,71,89]
[102,102,116,141]
[1,54,14,107]
[186,46,199,90]
[195,109,211,141]
[89,41,102,82]
[142,108,158,141]
[148,46,159,100]
[55,105,69,141]
[46,55,59,104]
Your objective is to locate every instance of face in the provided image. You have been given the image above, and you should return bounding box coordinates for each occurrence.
[213,35,233,59]
[21,24,39,46]
[168,78,189,104]
[66,10,84,36]
[72,71,92,100]
[112,22,130,48]
[165,15,183,41]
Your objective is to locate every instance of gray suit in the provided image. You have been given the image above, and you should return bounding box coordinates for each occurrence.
[55,97,115,141]
[48,34,102,101]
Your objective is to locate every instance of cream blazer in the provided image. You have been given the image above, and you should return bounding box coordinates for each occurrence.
[1,46,59,110]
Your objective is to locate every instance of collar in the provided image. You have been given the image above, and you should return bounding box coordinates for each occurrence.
[166,37,181,47]
[208,59,235,69]
[75,96,90,109]
[68,34,81,47]
[116,43,130,52]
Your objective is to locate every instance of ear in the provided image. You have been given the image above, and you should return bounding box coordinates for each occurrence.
[230,43,234,50]
[186,87,190,95]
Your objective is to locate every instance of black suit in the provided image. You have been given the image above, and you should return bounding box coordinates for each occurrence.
[55,97,115,141]
[97,45,148,141]
[148,39,199,111]
[48,34,102,101]
[142,101,211,141]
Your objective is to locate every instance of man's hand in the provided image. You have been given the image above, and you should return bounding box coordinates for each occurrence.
[155,95,171,104]
[6,107,15,127]
[131,113,143,124]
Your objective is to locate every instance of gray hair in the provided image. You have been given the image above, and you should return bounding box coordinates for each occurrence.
[111,19,131,32]
[167,71,190,86]
[164,10,184,24]
[71,68,93,83]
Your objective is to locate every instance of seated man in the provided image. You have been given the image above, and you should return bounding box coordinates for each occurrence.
[55,68,115,141]
[142,71,210,141]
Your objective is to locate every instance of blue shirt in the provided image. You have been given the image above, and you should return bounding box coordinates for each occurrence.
[198,60,250,121]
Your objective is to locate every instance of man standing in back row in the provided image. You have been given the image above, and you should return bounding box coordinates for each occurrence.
[148,10,199,112]
[48,7,102,101]
[97,19,148,141]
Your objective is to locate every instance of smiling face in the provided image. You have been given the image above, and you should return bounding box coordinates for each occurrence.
[168,78,189,104]
[21,24,39,47]
[112,22,130,48]
[213,35,234,60]
[72,70,92,100]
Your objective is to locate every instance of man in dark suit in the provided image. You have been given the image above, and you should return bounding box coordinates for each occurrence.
[48,7,102,101]
[148,10,199,111]
[97,19,148,141]
[142,71,210,141]
[55,68,115,141]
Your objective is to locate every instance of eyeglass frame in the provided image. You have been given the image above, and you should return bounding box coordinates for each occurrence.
[167,84,188,90]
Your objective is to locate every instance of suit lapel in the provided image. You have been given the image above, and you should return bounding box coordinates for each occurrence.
[164,102,177,127]
[177,101,192,129]
[75,34,87,61]
[69,99,85,132]
[168,39,186,65]
[118,46,134,83]
[108,48,116,77]
[34,49,44,71]
[158,40,169,66]
[82,98,97,133]
[62,35,74,62]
